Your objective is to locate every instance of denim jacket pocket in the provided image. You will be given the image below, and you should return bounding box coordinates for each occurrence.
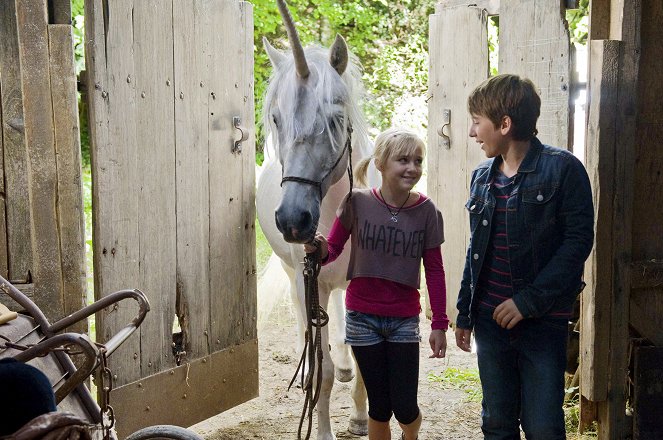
[522,185,558,231]
[466,196,487,233]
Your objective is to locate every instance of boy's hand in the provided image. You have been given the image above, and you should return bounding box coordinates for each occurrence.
[455,327,472,352]
[303,232,329,260]
[493,299,524,329]
[429,329,447,358]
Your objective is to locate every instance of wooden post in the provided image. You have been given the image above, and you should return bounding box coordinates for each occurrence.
[0,0,34,286]
[595,0,641,437]
[581,38,620,404]
[48,23,87,332]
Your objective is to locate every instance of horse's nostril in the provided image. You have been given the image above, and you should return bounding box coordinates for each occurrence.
[274,211,282,232]
[300,211,312,229]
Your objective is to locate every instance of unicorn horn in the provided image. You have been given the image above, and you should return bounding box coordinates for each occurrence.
[276,0,310,79]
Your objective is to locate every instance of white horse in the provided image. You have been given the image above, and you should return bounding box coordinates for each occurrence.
[256,1,376,438]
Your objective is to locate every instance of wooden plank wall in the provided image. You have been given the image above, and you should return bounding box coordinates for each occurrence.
[428,3,489,325]
[581,0,663,438]
[85,1,257,428]
[582,38,620,406]
[0,0,86,328]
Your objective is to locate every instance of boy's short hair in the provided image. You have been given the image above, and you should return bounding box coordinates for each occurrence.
[468,74,541,141]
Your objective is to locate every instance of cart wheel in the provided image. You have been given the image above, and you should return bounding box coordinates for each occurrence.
[124,425,203,440]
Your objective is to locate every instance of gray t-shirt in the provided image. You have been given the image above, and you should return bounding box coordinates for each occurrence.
[338,188,445,288]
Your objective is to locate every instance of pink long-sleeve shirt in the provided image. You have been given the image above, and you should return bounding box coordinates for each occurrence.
[324,190,449,331]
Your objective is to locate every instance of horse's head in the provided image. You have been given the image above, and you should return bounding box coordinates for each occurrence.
[263,0,366,244]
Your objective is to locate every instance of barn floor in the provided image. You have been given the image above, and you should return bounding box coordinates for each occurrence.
[190,296,482,440]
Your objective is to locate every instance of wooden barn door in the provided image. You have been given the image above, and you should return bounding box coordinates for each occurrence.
[427,0,571,325]
[85,0,256,435]
[0,0,86,331]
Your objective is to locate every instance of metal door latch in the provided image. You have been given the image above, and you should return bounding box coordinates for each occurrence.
[232,116,249,153]
[437,109,451,149]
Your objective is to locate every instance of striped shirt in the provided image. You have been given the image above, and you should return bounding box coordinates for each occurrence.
[476,171,516,312]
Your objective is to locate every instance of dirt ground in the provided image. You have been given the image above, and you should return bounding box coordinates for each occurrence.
[190,295,482,440]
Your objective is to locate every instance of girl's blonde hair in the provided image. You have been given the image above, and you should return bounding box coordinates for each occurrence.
[354,127,426,187]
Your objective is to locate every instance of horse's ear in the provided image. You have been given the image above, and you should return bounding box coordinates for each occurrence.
[263,37,286,69]
[329,34,348,76]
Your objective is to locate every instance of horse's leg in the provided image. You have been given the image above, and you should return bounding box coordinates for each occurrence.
[283,260,306,356]
[348,351,369,435]
[315,286,337,440]
[328,289,354,383]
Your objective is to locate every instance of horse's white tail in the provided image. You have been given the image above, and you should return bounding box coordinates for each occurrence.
[257,252,294,331]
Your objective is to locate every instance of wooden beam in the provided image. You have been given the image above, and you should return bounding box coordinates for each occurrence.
[0,0,34,286]
[596,0,641,437]
[631,260,663,290]
[581,38,620,403]
[48,23,87,333]
[629,297,663,347]
[49,0,71,25]
[438,0,500,15]
[15,0,65,321]
[589,0,611,40]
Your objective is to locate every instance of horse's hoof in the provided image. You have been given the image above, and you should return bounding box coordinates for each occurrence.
[348,418,368,436]
[335,367,355,383]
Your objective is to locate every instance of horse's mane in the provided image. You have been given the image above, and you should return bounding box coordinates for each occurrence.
[263,45,370,158]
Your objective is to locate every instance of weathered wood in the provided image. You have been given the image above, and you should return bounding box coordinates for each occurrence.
[240,1,257,343]
[438,0,500,15]
[86,0,142,385]
[629,294,663,347]
[596,0,641,437]
[579,395,598,433]
[48,24,87,334]
[0,69,8,278]
[86,0,257,425]
[631,260,663,290]
[589,0,611,40]
[428,5,488,325]
[208,0,254,348]
[172,0,212,360]
[581,39,620,404]
[632,346,663,439]
[112,339,258,438]
[0,0,34,284]
[49,0,71,25]
[15,0,64,320]
[133,0,177,380]
[499,0,571,149]
[631,0,663,261]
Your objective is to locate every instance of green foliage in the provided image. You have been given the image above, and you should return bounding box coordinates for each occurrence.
[428,367,483,402]
[71,0,89,166]
[252,0,437,158]
[567,0,589,46]
[488,16,499,76]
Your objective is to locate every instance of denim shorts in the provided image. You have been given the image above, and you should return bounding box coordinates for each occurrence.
[345,310,421,346]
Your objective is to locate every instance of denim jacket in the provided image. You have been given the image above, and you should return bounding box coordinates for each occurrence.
[456,138,594,330]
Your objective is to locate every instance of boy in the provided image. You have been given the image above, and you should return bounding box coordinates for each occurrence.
[455,74,594,439]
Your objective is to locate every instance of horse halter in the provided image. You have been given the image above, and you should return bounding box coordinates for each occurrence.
[280,123,354,200]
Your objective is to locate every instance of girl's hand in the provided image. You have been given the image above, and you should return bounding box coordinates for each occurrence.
[455,326,472,352]
[429,329,447,358]
[303,232,329,260]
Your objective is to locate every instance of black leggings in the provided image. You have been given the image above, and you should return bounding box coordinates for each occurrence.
[352,341,420,424]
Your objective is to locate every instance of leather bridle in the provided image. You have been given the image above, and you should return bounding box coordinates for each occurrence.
[280,123,354,200]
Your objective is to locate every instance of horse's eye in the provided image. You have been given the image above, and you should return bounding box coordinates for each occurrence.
[272,114,279,128]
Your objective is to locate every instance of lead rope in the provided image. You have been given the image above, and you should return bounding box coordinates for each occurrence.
[288,245,328,440]
[287,123,353,440]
